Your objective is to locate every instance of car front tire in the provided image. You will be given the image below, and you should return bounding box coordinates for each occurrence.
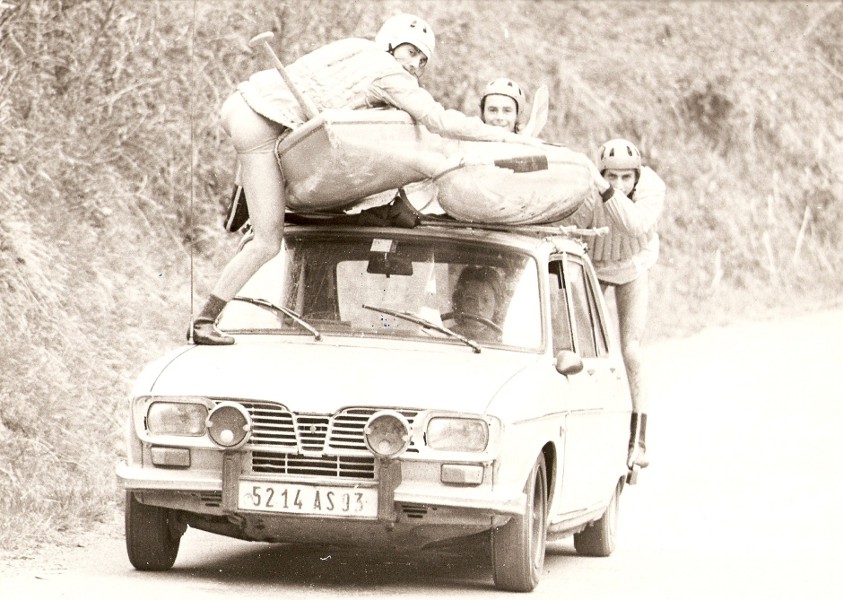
[491,454,548,592]
[125,491,183,571]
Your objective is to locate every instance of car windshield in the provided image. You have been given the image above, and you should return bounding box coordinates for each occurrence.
[218,230,542,350]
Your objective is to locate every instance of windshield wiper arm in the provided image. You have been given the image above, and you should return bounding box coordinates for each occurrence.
[361,304,481,353]
[231,296,321,341]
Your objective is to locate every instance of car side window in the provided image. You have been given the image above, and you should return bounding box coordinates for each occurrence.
[562,257,611,358]
[584,268,609,356]
[548,260,574,353]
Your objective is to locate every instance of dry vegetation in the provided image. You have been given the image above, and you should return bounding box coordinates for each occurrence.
[0,0,841,553]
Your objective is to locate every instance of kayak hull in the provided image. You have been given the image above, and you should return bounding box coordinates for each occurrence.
[275,109,595,223]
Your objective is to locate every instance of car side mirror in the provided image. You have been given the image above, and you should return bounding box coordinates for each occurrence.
[554,350,583,375]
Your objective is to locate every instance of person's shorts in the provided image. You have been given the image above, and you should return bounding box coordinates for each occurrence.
[221,91,289,154]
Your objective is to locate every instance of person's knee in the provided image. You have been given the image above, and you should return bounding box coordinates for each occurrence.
[246,232,283,263]
[256,237,283,260]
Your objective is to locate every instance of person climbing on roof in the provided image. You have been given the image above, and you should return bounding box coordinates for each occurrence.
[563,138,667,471]
[193,13,543,345]
[479,77,526,133]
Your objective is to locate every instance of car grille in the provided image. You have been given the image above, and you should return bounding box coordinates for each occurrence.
[231,402,421,454]
[400,503,430,520]
[217,401,421,480]
[251,451,376,479]
[198,492,222,508]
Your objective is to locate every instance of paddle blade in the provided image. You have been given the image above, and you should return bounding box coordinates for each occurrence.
[523,84,549,138]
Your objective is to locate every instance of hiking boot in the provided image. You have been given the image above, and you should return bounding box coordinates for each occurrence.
[192,320,235,345]
[628,441,649,469]
[628,413,650,469]
[189,295,234,345]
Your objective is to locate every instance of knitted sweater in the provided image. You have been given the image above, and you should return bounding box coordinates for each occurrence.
[238,38,515,143]
[565,166,666,270]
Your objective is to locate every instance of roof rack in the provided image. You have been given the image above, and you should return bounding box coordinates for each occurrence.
[281,211,607,238]
[418,217,608,238]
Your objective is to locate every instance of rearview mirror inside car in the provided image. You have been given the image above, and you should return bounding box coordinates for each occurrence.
[367,253,413,277]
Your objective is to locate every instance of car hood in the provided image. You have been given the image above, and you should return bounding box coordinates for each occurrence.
[142,337,538,415]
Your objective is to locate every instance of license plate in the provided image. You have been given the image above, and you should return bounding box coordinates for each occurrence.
[238,481,378,518]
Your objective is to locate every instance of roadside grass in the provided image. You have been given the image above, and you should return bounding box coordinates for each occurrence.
[0,0,841,554]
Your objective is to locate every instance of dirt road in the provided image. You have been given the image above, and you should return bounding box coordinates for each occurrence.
[2,308,841,598]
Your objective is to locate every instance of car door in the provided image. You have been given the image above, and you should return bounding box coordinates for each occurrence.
[550,254,625,515]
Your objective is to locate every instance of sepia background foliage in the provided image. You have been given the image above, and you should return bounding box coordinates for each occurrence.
[0,0,841,551]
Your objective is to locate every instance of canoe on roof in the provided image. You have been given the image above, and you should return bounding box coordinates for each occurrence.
[275,108,596,224]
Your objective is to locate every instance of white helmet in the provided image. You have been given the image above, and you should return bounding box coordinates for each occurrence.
[375,13,435,61]
[480,78,526,114]
[597,139,642,172]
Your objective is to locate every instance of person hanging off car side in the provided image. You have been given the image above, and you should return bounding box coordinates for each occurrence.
[563,138,666,470]
[193,13,543,345]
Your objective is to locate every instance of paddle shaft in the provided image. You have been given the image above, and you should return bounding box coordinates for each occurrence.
[249,32,319,120]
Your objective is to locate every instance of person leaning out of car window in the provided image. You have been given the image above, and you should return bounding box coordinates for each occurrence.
[562,138,667,470]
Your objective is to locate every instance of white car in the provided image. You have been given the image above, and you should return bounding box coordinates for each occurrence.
[116,220,633,592]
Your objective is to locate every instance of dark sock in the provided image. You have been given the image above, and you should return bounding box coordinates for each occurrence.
[196,295,227,324]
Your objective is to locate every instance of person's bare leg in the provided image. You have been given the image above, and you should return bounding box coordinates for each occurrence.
[210,150,285,301]
[615,273,650,467]
[192,93,286,345]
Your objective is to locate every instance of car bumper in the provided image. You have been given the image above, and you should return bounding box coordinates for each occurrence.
[116,454,527,521]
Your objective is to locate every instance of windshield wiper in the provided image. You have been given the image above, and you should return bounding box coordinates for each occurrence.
[362,304,481,353]
[231,296,321,341]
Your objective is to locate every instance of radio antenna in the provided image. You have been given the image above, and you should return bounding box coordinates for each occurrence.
[187,0,197,339]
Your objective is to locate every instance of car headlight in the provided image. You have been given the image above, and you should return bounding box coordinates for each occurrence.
[364,411,412,459]
[426,417,488,452]
[146,401,208,436]
[206,402,252,450]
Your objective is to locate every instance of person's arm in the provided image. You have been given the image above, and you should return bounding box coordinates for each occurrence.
[601,167,666,236]
[561,191,598,229]
[370,72,539,145]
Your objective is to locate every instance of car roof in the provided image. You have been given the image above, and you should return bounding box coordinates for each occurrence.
[284,221,590,259]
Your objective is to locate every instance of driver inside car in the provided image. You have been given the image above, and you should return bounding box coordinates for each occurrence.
[447,266,504,342]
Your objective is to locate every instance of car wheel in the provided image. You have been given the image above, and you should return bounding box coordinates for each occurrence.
[491,454,548,592]
[125,491,183,571]
[573,478,622,557]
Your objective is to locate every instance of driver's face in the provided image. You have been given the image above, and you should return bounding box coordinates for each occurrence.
[459,281,497,319]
